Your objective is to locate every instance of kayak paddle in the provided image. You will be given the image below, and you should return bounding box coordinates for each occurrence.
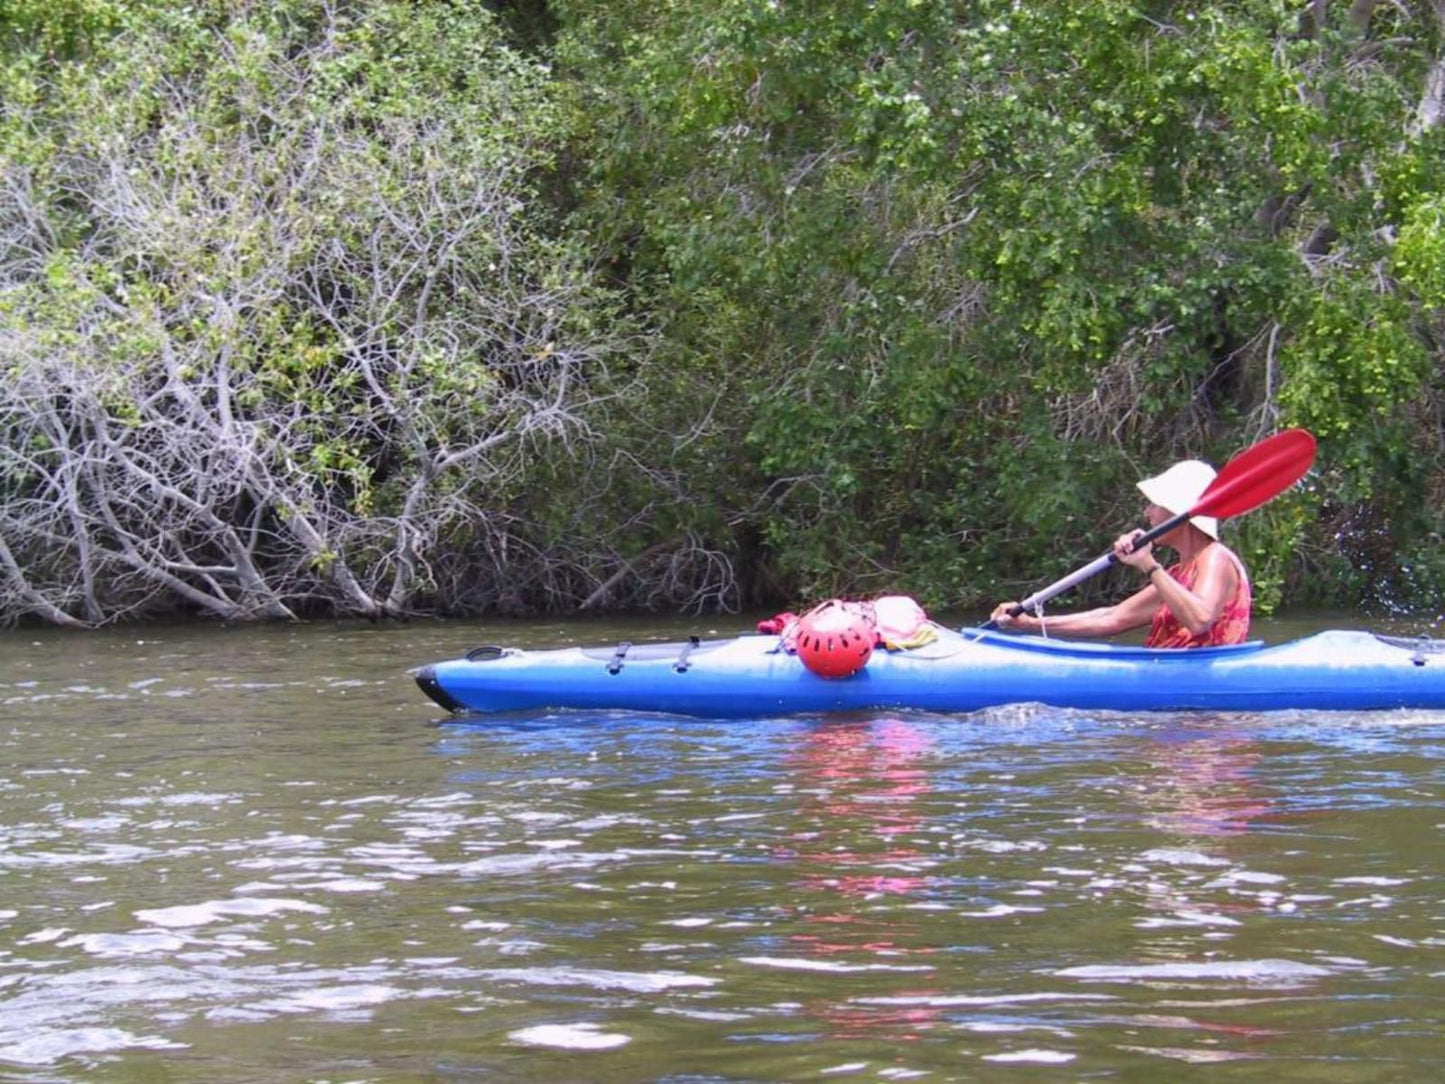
[987,428,1317,626]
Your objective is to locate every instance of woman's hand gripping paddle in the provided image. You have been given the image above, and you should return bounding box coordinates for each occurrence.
[984,429,1317,628]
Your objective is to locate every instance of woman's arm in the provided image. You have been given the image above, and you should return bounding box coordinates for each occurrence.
[990,580,1160,638]
[1148,544,1238,635]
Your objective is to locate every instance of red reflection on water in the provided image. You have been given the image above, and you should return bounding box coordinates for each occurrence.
[1142,734,1272,838]
[790,718,933,897]
[781,718,948,1039]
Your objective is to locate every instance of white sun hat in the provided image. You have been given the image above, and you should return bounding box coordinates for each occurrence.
[1136,459,1219,539]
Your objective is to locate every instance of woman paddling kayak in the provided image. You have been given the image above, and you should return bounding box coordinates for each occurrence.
[990,460,1251,648]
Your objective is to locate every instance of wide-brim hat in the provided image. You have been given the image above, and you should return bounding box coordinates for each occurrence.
[1136,460,1219,539]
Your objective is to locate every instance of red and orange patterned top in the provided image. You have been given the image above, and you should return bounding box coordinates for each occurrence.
[1145,545,1251,649]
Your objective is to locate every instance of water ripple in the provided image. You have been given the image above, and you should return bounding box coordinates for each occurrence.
[2,623,1444,1078]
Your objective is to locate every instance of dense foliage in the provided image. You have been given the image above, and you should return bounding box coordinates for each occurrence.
[3,0,1444,625]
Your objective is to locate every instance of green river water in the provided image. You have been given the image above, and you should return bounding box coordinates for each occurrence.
[1,613,1442,1082]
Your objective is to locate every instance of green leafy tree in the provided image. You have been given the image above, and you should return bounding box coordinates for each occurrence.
[556,0,1445,614]
[6,0,1445,624]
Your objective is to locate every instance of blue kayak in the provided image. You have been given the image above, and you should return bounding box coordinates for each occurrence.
[413,627,1445,717]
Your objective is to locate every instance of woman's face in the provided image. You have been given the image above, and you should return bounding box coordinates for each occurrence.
[1143,501,1184,545]
[1143,501,1172,528]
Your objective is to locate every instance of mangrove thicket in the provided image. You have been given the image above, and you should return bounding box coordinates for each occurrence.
[3,0,1444,624]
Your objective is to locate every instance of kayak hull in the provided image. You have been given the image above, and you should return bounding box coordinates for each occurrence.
[414,628,1445,717]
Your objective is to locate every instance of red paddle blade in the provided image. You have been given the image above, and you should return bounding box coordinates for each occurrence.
[1192,429,1316,520]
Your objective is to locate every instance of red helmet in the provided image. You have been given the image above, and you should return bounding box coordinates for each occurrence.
[795,600,874,679]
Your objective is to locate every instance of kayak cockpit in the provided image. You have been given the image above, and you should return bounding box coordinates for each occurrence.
[953,627,1266,659]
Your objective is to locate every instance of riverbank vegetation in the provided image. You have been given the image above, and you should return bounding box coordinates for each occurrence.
[3,0,1444,625]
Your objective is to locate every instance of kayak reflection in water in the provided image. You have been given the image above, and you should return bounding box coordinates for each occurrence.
[1138,728,1273,839]
[990,460,1252,648]
[785,719,945,1041]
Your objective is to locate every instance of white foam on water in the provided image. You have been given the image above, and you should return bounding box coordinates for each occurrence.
[654,1007,752,1022]
[1135,910,1242,930]
[513,810,571,823]
[5,844,156,868]
[983,1049,1076,1064]
[247,983,403,1015]
[60,930,188,958]
[509,1022,630,1050]
[135,897,328,928]
[407,792,473,809]
[158,792,242,807]
[62,815,130,832]
[955,838,1048,853]
[479,938,546,956]
[1204,870,1287,887]
[0,1027,186,1066]
[1336,895,1395,909]
[855,992,1115,1007]
[454,851,619,876]
[1139,849,1231,868]
[232,881,287,894]
[740,956,934,973]
[17,927,68,945]
[958,904,1045,918]
[1119,1044,1260,1063]
[303,879,387,893]
[478,967,717,992]
[959,1022,1076,1037]
[1057,959,1333,984]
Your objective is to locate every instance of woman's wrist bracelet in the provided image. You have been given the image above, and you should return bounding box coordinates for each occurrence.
[1145,563,1164,577]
